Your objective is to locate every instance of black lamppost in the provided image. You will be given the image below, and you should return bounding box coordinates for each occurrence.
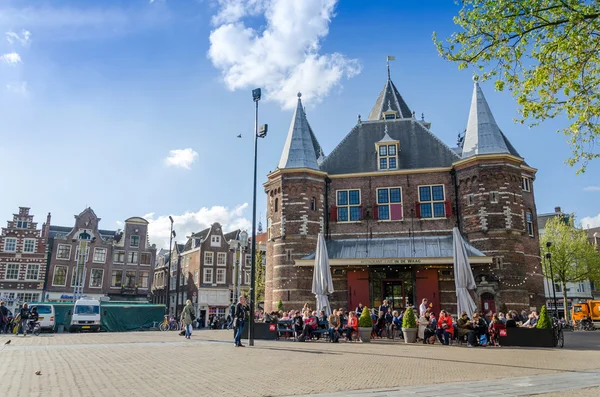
[175,248,182,318]
[166,216,174,314]
[249,88,267,347]
[546,241,559,318]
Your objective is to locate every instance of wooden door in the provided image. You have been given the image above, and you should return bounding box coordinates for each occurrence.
[415,269,440,314]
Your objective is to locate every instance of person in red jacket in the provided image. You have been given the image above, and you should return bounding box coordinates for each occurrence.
[344,311,358,341]
[436,310,455,345]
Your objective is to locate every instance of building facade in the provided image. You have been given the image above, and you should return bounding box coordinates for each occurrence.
[151,248,169,306]
[0,207,48,313]
[45,208,156,302]
[264,76,544,315]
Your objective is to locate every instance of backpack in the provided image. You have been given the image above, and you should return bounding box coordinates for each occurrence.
[479,334,488,346]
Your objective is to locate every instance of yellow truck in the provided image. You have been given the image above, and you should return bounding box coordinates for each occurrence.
[572,300,600,330]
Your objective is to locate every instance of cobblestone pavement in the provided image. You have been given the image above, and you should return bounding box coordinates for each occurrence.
[0,330,599,397]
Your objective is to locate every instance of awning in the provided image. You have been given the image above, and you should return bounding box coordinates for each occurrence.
[295,236,491,267]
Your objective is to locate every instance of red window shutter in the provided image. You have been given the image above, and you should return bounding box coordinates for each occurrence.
[329,206,337,222]
[390,203,403,221]
[372,205,379,221]
[415,201,421,218]
[444,200,453,217]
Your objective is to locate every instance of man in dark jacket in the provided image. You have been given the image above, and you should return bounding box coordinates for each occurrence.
[233,296,247,347]
[18,303,30,336]
[0,301,9,334]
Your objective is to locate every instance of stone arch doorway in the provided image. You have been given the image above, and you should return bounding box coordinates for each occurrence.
[481,292,496,313]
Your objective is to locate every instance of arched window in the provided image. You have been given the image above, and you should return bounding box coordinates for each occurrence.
[274,198,279,212]
[310,197,316,211]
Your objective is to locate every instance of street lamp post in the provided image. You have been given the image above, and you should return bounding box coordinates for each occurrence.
[175,249,182,319]
[238,230,249,301]
[249,88,268,347]
[166,216,174,314]
[546,241,559,318]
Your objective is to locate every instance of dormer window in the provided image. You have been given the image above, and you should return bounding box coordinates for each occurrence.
[377,143,398,170]
[383,111,398,120]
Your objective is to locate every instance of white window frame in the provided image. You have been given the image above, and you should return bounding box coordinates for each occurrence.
[130,235,140,248]
[336,189,362,222]
[16,219,29,229]
[418,184,446,219]
[93,248,107,264]
[25,264,40,281]
[111,270,123,288]
[216,268,226,284]
[217,252,227,266]
[245,254,251,268]
[376,143,399,170]
[521,177,531,192]
[52,265,68,287]
[376,187,403,221]
[203,268,213,284]
[139,271,149,289]
[56,244,72,260]
[23,238,36,253]
[126,251,139,265]
[244,270,250,285]
[89,269,104,289]
[204,251,214,266]
[210,235,221,247]
[5,263,19,280]
[4,237,17,253]
[113,250,125,264]
[526,211,534,237]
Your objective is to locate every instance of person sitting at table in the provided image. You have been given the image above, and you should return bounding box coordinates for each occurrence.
[300,311,318,341]
[489,314,506,347]
[385,308,394,339]
[343,311,358,341]
[375,311,386,338]
[471,312,487,343]
[456,311,477,347]
[292,311,304,339]
[505,312,517,327]
[424,312,437,344]
[328,309,341,342]
[318,310,327,323]
[523,311,539,328]
[436,310,454,345]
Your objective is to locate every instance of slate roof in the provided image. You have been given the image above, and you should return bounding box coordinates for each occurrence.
[319,119,460,174]
[48,225,117,240]
[368,79,412,120]
[278,93,322,170]
[182,228,210,251]
[224,229,241,242]
[462,82,521,158]
[301,236,486,260]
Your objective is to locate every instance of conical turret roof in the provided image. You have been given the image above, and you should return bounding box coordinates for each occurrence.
[462,82,517,158]
[368,78,412,120]
[278,93,322,170]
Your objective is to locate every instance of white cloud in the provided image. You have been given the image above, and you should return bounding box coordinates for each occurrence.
[0,52,21,65]
[6,81,28,97]
[584,186,600,192]
[5,30,31,46]
[144,204,251,248]
[208,0,361,109]
[581,213,600,229]
[164,148,198,169]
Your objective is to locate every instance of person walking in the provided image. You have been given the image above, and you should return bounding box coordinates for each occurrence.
[233,295,247,347]
[181,300,195,339]
[0,301,8,334]
[18,303,30,336]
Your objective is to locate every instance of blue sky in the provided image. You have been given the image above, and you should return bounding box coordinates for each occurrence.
[1,0,598,248]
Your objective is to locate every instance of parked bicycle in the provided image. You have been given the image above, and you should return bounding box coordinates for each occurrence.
[159,315,180,331]
[576,318,595,332]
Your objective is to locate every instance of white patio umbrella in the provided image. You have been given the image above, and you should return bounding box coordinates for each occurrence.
[452,227,478,317]
[312,233,334,316]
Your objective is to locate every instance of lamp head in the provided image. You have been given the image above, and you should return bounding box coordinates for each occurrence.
[546,253,552,259]
[546,241,552,248]
[252,88,261,102]
[169,216,174,224]
[258,124,268,138]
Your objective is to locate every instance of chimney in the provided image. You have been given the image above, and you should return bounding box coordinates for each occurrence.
[554,206,562,214]
[42,212,51,237]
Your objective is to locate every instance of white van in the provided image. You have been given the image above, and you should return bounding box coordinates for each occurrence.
[33,304,55,332]
[69,299,101,332]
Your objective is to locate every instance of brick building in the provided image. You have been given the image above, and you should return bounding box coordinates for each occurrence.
[0,207,48,313]
[264,76,544,315]
[44,208,156,302]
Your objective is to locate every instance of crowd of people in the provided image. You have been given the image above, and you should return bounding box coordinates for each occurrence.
[0,301,39,336]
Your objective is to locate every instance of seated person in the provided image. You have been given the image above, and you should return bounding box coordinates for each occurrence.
[292,311,304,337]
[424,312,437,344]
[328,310,341,342]
[392,310,402,333]
[488,314,506,347]
[385,309,394,339]
[523,312,539,328]
[318,310,327,323]
[344,311,358,341]
[29,306,39,331]
[435,310,454,345]
[456,311,477,347]
[505,312,517,328]
[300,311,318,341]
